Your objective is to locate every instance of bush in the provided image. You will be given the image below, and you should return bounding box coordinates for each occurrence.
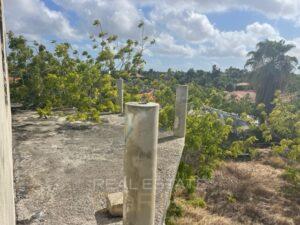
[165,200,183,225]
[282,167,300,197]
[175,162,196,195]
[8,20,154,121]
[227,136,257,158]
[185,111,232,179]
[269,91,299,141]
[269,93,300,197]
[159,104,174,130]
[187,197,206,208]
[283,167,300,185]
[37,102,52,119]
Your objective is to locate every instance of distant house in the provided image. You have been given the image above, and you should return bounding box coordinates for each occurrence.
[229,90,256,102]
[235,82,253,90]
[236,82,251,86]
[228,82,256,102]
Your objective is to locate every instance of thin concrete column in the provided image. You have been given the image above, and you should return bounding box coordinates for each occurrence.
[174,85,188,138]
[0,0,16,224]
[124,102,159,225]
[117,78,124,113]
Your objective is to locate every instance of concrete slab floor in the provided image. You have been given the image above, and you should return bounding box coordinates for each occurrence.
[12,111,185,225]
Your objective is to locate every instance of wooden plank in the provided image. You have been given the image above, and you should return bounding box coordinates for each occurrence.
[0,0,16,224]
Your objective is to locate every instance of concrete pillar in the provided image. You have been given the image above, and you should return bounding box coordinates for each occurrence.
[117,78,124,113]
[174,85,188,138]
[124,102,159,225]
[0,0,16,224]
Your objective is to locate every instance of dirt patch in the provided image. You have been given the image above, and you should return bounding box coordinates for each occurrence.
[172,152,300,225]
[171,198,242,225]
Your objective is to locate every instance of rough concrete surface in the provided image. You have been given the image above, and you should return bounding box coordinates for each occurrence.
[124,102,159,225]
[12,110,184,225]
[0,1,16,223]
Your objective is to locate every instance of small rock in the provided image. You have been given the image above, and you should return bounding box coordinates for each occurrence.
[32,210,44,221]
[16,200,45,224]
[106,192,123,217]
[57,117,67,123]
[16,206,32,222]
[101,118,110,123]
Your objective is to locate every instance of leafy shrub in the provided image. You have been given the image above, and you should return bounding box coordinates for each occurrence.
[159,104,174,130]
[282,167,300,197]
[8,20,154,121]
[165,201,183,225]
[268,91,299,141]
[187,197,206,208]
[175,162,196,195]
[155,86,175,107]
[283,167,300,185]
[269,93,300,197]
[227,136,257,158]
[37,102,52,118]
[226,193,237,203]
[185,111,232,179]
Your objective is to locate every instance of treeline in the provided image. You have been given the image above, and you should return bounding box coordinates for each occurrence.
[143,66,249,91]
[143,66,300,93]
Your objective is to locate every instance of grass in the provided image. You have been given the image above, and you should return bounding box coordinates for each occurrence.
[187,197,206,208]
[167,149,299,225]
[264,156,287,169]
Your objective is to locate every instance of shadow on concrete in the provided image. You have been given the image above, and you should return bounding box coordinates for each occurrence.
[95,210,122,225]
[158,135,179,144]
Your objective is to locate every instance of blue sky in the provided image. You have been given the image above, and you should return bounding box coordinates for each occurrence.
[6,0,300,72]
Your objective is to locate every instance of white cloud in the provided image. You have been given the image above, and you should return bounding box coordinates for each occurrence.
[287,38,300,59]
[207,22,280,57]
[246,22,279,37]
[154,33,196,57]
[4,0,300,70]
[52,0,150,39]
[161,11,218,42]
[147,0,300,24]
[5,0,78,40]
[150,6,281,58]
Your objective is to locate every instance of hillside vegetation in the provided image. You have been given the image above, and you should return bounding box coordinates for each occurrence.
[8,21,300,225]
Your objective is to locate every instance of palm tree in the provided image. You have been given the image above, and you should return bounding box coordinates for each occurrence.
[245,40,298,112]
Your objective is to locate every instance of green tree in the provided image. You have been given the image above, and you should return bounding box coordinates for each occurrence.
[184,112,232,179]
[245,40,298,112]
[8,20,154,120]
[269,91,299,140]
